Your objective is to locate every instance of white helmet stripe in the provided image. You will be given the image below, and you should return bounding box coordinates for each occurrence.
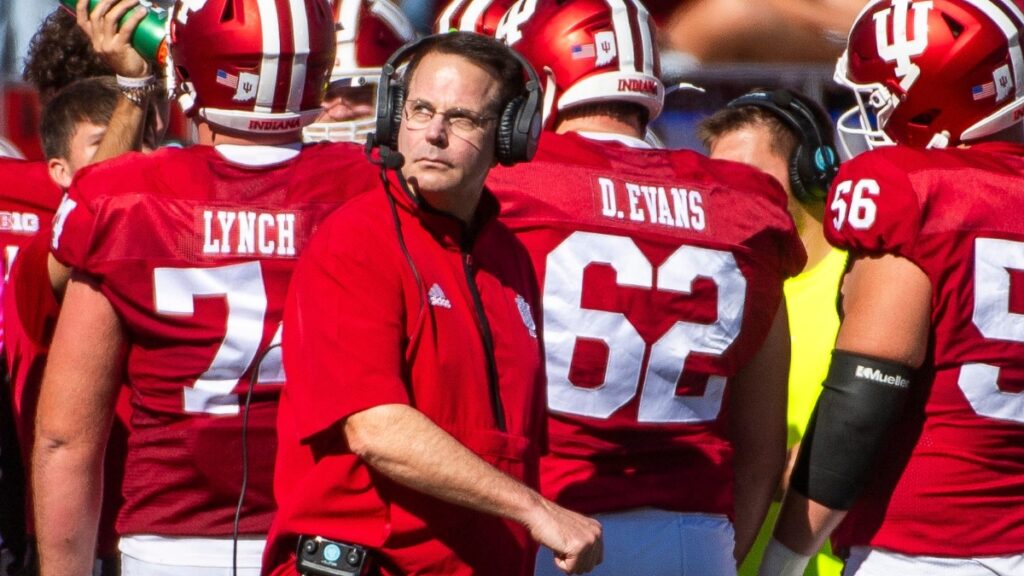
[964,0,1024,100]
[287,0,311,111]
[437,0,461,31]
[634,0,655,75]
[255,0,282,112]
[371,0,416,40]
[959,0,1024,140]
[606,0,655,75]
[336,0,360,78]
[459,0,493,32]
[608,0,637,72]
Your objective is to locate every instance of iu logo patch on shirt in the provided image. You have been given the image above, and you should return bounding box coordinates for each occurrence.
[516,294,537,338]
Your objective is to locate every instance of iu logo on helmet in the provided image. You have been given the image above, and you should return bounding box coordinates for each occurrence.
[176,0,209,24]
[874,0,933,91]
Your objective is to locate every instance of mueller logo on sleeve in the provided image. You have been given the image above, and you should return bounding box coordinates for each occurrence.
[855,364,910,389]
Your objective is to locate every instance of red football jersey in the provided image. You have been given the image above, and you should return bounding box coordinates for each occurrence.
[0,159,61,280]
[825,142,1024,557]
[50,142,378,537]
[3,229,132,556]
[0,159,62,345]
[486,132,805,517]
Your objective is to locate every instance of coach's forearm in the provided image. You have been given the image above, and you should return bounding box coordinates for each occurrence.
[344,403,544,524]
[343,403,604,574]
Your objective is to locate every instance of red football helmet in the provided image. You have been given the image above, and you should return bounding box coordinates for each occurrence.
[495,0,663,128]
[434,0,516,35]
[169,0,336,135]
[304,0,415,142]
[329,0,416,88]
[836,0,1024,150]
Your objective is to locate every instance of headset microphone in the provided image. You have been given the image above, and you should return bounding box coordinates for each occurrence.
[364,136,406,169]
[379,147,405,169]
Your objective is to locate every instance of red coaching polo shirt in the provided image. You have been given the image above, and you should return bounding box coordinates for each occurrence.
[264,170,545,576]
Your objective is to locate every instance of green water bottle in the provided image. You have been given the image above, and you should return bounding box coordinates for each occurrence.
[59,0,170,64]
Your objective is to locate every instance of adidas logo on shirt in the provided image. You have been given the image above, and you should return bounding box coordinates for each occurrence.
[428,283,452,309]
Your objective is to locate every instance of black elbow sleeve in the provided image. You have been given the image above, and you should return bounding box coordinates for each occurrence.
[789,350,914,510]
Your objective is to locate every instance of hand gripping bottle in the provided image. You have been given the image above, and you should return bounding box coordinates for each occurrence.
[59,0,170,64]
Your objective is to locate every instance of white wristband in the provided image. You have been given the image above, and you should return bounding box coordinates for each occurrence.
[116,74,156,88]
[758,538,811,576]
[115,75,158,106]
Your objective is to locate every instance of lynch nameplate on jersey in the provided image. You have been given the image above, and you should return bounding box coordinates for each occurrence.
[592,175,706,231]
[199,208,301,259]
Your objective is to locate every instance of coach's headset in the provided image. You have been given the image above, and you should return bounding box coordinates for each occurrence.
[367,33,543,168]
[726,89,840,204]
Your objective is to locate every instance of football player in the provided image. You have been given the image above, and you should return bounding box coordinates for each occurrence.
[21,7,111,106]
[761,1,1024,575]
[4,77,134,576]
[303,0,416,143]
[0,3,166,569]
[488,1,806,574]
[31,1,378,575]
[0,152,57,571]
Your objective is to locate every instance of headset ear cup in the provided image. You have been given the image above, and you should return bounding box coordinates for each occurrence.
[815,144,840,200]
[794,143,838,203]
[387,84,405,149]
[789,143,816,204]
[496,95,524,166]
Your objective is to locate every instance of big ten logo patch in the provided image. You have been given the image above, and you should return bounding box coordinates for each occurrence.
[0,211,40,235]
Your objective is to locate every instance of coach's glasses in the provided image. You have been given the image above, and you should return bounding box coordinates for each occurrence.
[403,99,497,138]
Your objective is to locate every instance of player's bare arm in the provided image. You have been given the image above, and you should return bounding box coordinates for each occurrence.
[731,301,790,562]
[764,253,930,572]
[32,275,126,576]
[76,0,159,162]
[45,0,166,301]
[344,403,604,574]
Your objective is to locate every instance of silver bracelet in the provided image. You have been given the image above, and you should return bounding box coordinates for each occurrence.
[116,74,157,106]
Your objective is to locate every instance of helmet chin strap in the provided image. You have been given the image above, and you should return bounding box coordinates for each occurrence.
[541,68,557,129]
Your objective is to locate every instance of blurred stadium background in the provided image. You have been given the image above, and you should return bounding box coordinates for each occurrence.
[0,0,860,160]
